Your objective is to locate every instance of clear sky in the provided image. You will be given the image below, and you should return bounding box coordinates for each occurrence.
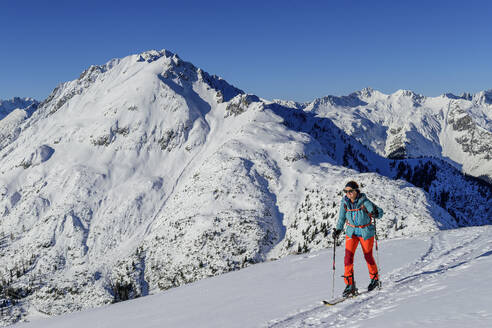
[1,0,491,102]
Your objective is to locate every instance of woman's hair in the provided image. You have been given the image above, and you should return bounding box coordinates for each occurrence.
[345,180,359,192]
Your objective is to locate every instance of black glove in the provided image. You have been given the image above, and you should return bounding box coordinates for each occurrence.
[332,228,341,239]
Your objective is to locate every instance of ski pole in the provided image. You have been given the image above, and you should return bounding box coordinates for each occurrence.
[373,217,382,288]
[332,228,337,299]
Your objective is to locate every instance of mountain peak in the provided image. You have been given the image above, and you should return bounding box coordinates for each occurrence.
[39,48,244,116]
[136,48,175,63]
[391,89,425,105]
[393,89,420,97]
[134,49,244,102]
[358,87,375,98]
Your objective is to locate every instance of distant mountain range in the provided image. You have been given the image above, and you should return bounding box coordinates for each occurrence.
[0,97,38,120]
[276,87,491,183]
[0,49,490,325]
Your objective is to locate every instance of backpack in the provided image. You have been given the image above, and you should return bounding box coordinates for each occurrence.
[366,199,384,219]
[343,199,384,220]
[370,202,384,219]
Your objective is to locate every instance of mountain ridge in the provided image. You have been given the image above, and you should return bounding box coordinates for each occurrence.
[294,86,491,182]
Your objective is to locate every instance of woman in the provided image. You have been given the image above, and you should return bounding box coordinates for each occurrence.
[332,181,381,297]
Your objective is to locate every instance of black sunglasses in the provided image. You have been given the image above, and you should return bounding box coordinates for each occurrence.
[343,189,356,193]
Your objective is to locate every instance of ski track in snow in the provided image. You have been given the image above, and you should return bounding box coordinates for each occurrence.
[266,228,490,327]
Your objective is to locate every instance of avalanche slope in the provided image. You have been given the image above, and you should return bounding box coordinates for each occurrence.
[14,225,492,328]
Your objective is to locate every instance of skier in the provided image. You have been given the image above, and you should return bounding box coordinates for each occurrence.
[332,181,381,297]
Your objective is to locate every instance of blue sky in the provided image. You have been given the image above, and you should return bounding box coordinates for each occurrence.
[1,0,491,102]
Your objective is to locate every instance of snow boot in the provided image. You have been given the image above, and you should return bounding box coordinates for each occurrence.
[343,283,357,297]
[367,278,380,291]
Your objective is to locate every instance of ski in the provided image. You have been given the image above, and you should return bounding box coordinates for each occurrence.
[322,289,373,306]
[322,295,352,306]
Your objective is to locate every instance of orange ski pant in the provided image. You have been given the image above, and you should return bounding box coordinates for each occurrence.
[344,235,378,285]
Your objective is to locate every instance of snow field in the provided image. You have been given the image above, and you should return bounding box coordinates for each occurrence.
[14,226,492,328]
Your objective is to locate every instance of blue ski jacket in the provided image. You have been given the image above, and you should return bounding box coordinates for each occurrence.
[336,193,381,240]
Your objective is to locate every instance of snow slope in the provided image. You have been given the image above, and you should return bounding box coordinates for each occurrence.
[13,225,492,328]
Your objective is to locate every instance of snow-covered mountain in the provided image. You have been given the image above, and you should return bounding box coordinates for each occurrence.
[0,49,490,326]
[293,87,492,183]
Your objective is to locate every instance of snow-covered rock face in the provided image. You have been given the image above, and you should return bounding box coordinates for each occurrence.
[0,49,490,325]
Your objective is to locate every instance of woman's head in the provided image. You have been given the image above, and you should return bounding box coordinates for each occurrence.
[343,181,360,201]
